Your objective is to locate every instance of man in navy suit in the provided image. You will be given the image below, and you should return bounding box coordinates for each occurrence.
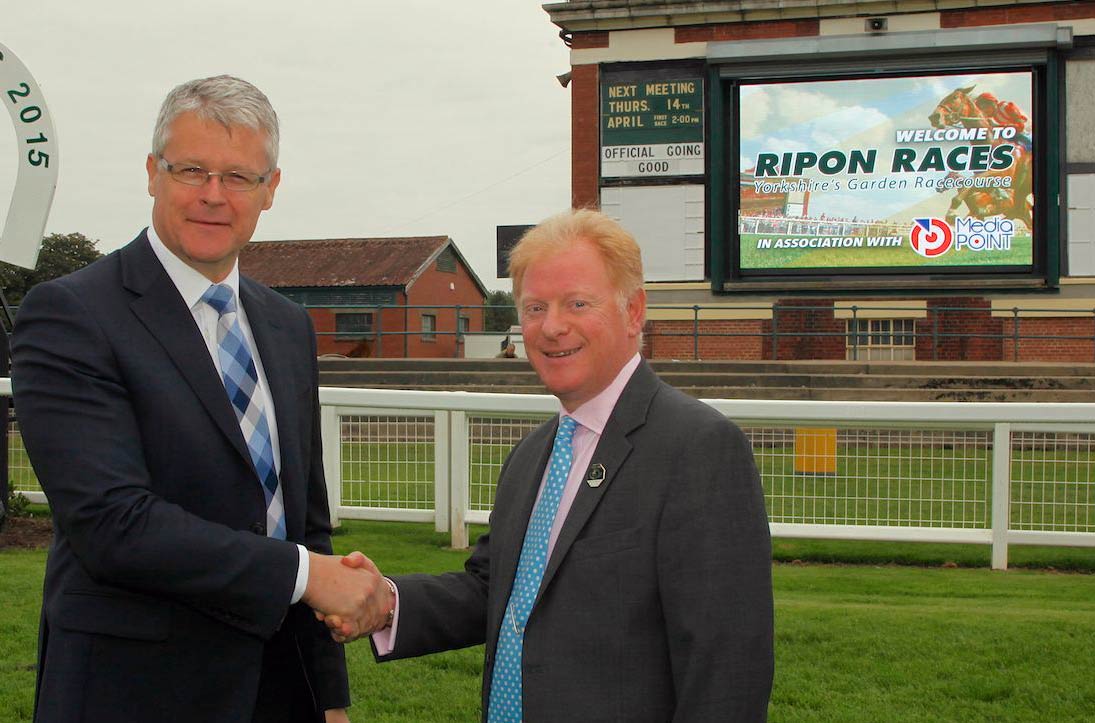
[13,75,390,723]
[343,210,774,721]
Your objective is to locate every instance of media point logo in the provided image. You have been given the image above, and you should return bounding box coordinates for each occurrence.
[909,218,953,258]
[954,217,1015,252]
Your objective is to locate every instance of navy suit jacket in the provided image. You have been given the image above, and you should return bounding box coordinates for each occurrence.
[380,361,774,722]
[12,232,348,722]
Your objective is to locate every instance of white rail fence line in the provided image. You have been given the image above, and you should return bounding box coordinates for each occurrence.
[7,378,1095,570]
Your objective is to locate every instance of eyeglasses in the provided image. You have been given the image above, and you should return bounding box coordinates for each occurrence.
[157,157,270,192]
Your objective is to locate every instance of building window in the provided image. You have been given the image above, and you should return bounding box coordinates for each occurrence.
[457,315,470,340]
[335,312,374,340]
[847,318,916,361]
[421,313,437,341]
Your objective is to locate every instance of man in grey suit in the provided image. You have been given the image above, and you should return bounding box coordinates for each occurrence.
[340,209,774,721]
[13,75,390,723]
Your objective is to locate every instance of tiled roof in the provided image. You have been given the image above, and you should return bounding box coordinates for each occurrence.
[239,236,451,288]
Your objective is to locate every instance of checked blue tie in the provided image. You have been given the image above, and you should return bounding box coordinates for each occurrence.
[201,284,286,540]
[487,415,578,722]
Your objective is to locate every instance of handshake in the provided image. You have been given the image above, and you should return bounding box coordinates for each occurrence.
[302,550,393,643]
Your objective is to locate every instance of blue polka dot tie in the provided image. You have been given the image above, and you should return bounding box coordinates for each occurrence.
[487,415,578,722]
[201,284,286,540]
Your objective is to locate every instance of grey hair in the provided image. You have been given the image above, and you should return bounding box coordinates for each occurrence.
[152,75,280,168]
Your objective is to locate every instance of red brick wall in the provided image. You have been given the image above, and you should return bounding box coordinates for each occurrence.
[646,319,765,360]
[571,32,609,49]
[921,298,1002,361]
[1001,317,1095,362]
[571,64,600,210]
[308,299,407,358]
[942,0,1095,27]
[635,302,1095,362]
[764,300,846,361]
[405,260,485,359]
[675,19,819,43]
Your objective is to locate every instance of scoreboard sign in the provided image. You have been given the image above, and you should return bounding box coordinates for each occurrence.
[600,71,703,180]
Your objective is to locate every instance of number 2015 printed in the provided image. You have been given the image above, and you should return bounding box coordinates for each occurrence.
[6,82,50,168]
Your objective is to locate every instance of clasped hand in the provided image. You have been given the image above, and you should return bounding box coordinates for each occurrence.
[302,551,392,643]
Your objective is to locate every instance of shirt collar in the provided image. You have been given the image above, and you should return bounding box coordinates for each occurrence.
[563,353,642,436]
[145,224,241,310]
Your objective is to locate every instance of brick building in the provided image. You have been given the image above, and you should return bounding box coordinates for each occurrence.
[240,237,488,358]
[544,0,1095,362]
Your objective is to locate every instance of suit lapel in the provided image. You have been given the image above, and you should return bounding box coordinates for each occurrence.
[122,233,254,468]
[536,362,659,603]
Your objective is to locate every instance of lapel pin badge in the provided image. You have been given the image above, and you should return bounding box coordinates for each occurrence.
[586,463,606,488]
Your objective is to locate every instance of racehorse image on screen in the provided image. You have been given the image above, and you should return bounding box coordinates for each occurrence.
[929,85,1033,232]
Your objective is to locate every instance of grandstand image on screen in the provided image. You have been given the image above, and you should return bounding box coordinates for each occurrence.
[739,168,923,271]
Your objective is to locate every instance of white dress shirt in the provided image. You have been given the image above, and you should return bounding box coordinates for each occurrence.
[146,225,309,604]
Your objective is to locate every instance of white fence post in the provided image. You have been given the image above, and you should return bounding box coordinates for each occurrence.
[434,410,450,533]
[321,405,341,528]
[450,410,470,549]
[991,422,1011,570]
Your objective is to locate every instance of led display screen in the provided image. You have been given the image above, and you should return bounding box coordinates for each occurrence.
[737,71,1034,273]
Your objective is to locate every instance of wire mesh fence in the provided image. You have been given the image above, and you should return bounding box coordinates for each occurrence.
[340,414,435,510]
[747,427,991,528]
[8,418,38,495]
[1011,431,1095,532]
[467,414,552,511]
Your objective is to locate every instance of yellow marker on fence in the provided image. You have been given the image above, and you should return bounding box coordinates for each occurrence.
[794,428,838,475]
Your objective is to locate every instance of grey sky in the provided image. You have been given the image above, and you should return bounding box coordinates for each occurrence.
[2,1,572,289]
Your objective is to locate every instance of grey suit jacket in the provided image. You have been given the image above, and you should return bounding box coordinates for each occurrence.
[381,361,774,722]
[13,232,349,723]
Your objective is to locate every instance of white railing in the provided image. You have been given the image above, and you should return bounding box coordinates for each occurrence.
[320,389,1095,569]
[8,378,1095,570]
[318,386,557,547]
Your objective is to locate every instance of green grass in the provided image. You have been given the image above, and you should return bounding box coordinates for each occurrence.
[771,563,1095,722]
[2,521,1094,722]
[0,549,46,723]
[772,537,1095,572]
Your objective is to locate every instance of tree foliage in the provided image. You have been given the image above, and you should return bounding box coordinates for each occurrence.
[484,290,517,332]
[0,232,103,303]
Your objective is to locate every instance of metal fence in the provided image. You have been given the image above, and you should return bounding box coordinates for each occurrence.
[8,415,36,497]
[8,378,1095,569]
[310,302,1095,362]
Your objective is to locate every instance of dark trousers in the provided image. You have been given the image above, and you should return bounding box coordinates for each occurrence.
[252,626,323,723]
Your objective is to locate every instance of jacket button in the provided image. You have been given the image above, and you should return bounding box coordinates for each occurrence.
[250,523,267,535]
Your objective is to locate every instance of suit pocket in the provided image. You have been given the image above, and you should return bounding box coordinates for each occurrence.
[54,588,171,641]
[568,526,640,561]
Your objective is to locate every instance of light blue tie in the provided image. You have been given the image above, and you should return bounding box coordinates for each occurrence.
[201,284,286,540]
[487,415,578,722]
